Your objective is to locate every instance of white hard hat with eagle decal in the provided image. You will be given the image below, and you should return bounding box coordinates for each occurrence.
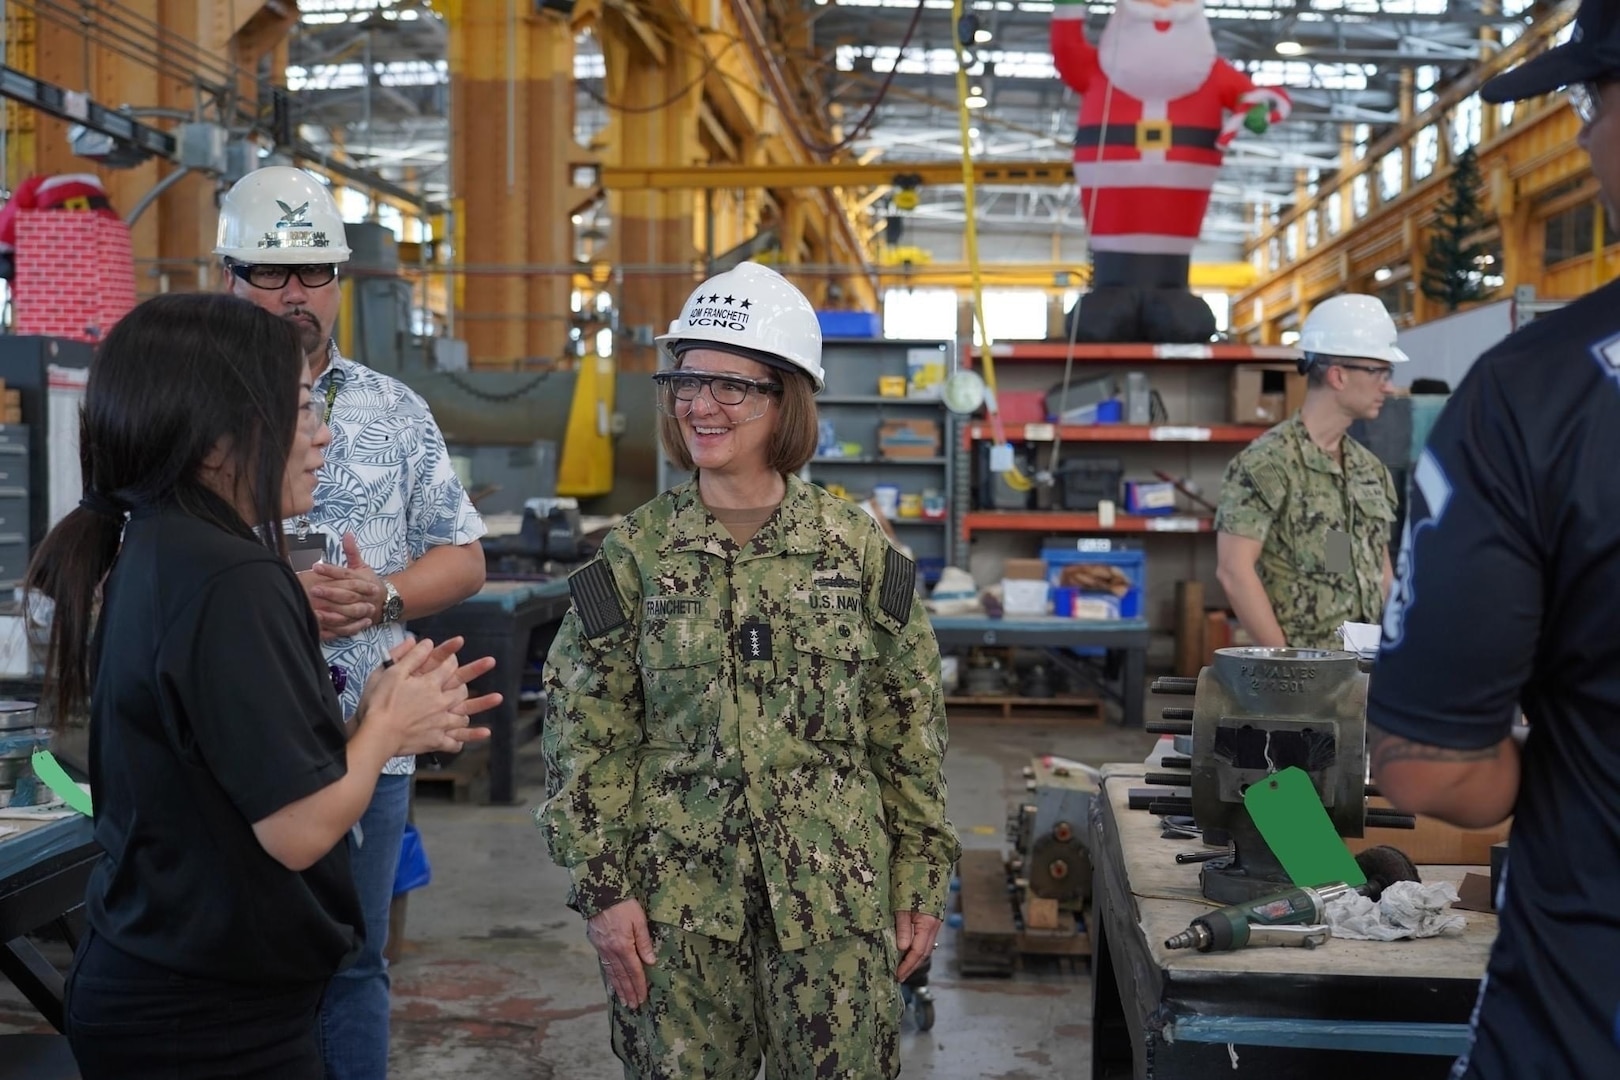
[654,261,826,393]
[214,166,352,265]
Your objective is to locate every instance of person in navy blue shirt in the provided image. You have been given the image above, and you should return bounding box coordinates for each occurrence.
[1369,3,1620,1076]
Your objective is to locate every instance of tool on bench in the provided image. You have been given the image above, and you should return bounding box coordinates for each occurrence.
[1164,881,1357,953]
[1137,647,1417,903]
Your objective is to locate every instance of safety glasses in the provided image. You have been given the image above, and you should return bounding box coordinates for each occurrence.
[652,370,781,406]
[1334,362,1394,385]
[228,262,339,290]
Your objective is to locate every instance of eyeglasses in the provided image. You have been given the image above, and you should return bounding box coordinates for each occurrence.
[1334,362,1395,384]
[652,370,781,406]
[229,262,339,290]
[298,396,328,429]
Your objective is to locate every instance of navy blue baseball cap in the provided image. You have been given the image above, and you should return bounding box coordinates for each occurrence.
[1481,1,1620,104]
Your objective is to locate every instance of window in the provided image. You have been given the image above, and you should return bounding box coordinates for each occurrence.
[975,289,1048,343]
[1453,96,1483,156]
[1380,149,1405,203]
[1325,192,1343,237]
[1197,292,1230,333]
[1543,201,1620,267]
[1353,174,1371,219]
[883,288,958,340]
[1414,126,1440,181]
[1305,207,1319,249]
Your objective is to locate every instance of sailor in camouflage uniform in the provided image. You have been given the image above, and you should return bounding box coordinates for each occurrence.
[1215,294,1404,650]
[537,262,959,1080]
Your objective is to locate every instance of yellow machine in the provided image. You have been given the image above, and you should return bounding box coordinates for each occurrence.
[556,351,616,498]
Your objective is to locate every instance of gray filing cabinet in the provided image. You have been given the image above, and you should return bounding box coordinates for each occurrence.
[0,426,29,586]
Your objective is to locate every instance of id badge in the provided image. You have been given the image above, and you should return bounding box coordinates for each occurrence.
[288,532,328,573]
[1324,529,1351,574]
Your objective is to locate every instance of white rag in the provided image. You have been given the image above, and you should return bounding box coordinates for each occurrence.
[1324,880,1467,941]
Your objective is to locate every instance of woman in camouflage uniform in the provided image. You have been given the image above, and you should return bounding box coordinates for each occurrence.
[538,262,959,1079]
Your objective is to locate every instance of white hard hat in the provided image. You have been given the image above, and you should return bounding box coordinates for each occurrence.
[1298,294,1408,364]
[654,262,825,393]
[215,166,351,265]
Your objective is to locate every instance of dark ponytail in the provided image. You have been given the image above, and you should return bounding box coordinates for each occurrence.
[25,292,303,726]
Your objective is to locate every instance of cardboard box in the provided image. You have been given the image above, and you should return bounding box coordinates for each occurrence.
[1346,799,1512,865]
[1003,558,1048,580]
[1231,364,1306,425]
[877,419,941,458]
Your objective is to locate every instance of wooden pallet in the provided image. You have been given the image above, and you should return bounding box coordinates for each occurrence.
[411,742,488,803]
[945,694,1104,723]
[955,848,1091,976]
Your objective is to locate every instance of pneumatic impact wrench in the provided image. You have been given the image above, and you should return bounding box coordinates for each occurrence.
[1164,882,1357,953]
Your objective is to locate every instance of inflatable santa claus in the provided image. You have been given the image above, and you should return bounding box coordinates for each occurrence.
[0,173,120,279]
[1052,0,1290,343]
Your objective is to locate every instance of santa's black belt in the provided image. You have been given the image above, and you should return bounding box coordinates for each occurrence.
[1074,121,1220,152]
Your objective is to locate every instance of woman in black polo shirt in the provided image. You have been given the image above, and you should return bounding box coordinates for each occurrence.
[25,292,499,1079]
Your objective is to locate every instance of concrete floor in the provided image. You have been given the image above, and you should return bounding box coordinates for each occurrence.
[0,698,1163,1080]
[385,709,1158,1080]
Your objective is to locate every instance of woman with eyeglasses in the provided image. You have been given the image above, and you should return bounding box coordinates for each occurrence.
[537,262,959,1079]
[26,293,499,1079]
[1214,292,1407,650]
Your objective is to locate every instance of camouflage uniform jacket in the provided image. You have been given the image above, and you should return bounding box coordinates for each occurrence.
[537,474,960,951]
[1215,414,1397,649]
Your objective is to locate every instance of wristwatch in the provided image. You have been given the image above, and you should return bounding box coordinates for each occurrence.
[380,580,404,626]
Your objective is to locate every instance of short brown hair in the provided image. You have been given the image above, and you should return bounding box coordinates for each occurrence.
[657,366,819,477]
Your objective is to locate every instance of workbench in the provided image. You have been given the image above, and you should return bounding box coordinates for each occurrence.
[0,813,97,1033]
[408,577,574,805]
[1089,765,1494,1080]
[927,615,1150,727]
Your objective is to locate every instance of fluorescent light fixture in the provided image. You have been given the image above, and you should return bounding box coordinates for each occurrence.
[1374,266,1393,282]
[974,29,992,43]
[965,94,988,109]
[1276,40,1306,56]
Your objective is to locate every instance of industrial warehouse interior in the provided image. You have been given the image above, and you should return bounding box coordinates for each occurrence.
[0,0,1613,1077]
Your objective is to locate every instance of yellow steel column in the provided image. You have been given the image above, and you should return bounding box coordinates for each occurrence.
[97,1,162,286]
[604,8,701,375]
[526,14,574,364]
[3,5,37,186]
[449,0,530,369]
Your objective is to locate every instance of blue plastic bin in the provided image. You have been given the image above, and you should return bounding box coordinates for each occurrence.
[1040,547,1146,620]
[816,311,882,339]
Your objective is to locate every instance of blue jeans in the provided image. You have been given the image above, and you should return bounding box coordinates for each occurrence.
[320,773,411,1080]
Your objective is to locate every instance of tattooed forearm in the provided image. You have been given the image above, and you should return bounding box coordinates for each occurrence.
[1367,724,1502,776]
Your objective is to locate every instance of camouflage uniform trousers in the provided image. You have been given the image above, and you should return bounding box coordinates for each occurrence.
[606,855,901,1080]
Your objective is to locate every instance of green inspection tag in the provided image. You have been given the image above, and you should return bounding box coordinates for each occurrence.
[1244,765,1364,889]
[30,750,93,817]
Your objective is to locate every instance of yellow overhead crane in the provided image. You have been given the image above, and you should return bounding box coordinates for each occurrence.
[590,160,1077,190]
[586,161,1254,288]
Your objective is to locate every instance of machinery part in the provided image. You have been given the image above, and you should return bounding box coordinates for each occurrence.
[1364,810,1418,829]
[1164,882,1355,952]
[1152,676,1199,696]
[1354,845,1421,900]
[1145,772,1192,789]
[215,166,353,264]
[1189,647,1369,903]
[1162,756,1192,769]
[1028,833,1093,904]
[1146,720,1194,736]
[962,655,1005,696]
[1052,821,1074,843]
[1176,848,1230,865]
[1161,707,1194,721]
[653,262,826,392]
[1020,661,1056,699]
